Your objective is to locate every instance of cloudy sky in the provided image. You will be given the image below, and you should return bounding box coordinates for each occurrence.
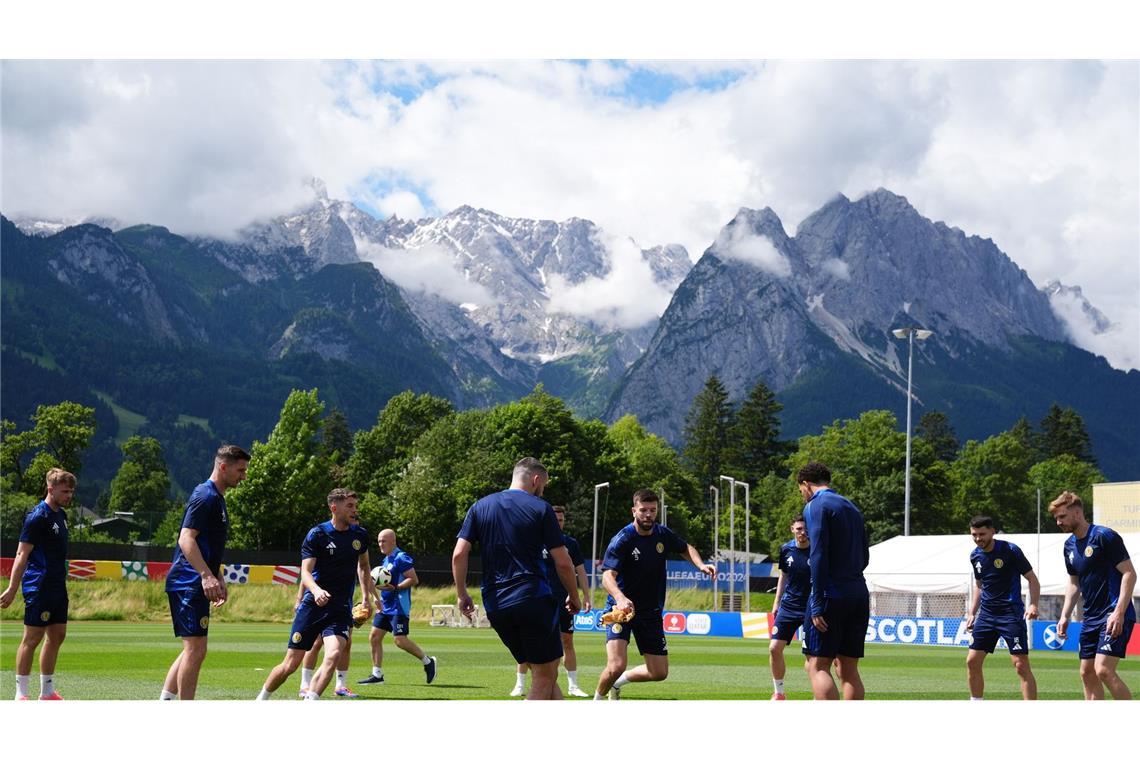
[2,55,1137,368]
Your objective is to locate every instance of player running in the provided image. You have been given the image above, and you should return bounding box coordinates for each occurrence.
[769,514,810,700]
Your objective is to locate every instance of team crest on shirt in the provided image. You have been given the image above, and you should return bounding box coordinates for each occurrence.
[1084,546,1094,557]
[994,559,1004,569]
[40,611,50,622]
[292,632,302,644]
[352,540,362,551]
[200,616,210,629]
[656,542,664,554]
[772,624,779,635]
[612,624,622,634]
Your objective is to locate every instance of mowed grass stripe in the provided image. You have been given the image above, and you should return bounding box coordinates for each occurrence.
[1,621,1135,700]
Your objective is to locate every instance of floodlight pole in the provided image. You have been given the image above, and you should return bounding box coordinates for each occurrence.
[892,326,933,537]
[736,480,751,613]
[661,488,666,527]
[591,482,610,597]
[709,485,719,606]
[720,475,736,609]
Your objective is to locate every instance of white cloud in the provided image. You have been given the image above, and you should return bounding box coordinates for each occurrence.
[714,223,791,276]
[546,234,672,329]
[1049,289,1139,371]
[2,59,1136,368]
[355,241,493,306]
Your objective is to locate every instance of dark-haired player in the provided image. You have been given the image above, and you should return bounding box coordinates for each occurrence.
[593,489,715,700]
[965,516,1039,699]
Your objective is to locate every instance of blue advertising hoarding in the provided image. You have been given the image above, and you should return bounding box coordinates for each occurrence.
[573,609,745,638]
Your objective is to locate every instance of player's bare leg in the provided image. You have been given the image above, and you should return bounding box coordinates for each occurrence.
[595,639,629,697]
[806,655,839,700]
[370,626,385,670]
[1094,655,1132,700]
[527,658,563,700]
[394,633,425,660]
[620,652,669,684]
[15,626,46,679]
[769,638,788,697]
[1010,654,1036,700]
[176,636,208,700]
[258,648,306,697]
[966,649,987,699]
[1079,658,1105,700]
[561,632,586,695]
[308,634,344,697]
[835,656,864,700]
[161,651,183,698]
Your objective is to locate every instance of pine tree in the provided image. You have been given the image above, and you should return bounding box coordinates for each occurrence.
[1037,404,1096,465]
[725,378,788,481]
[682,374,735,489]
[916,411,959,462]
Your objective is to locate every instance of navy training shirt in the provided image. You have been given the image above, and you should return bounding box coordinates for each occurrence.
[601,522,688,612]
[776,539,811,617]
[542,532,583,596]
[1063,525,1135,626]
[165,480,229,593]
[803,488,870,617]
[18,500,69,595]
[456,488,564,614]
[971,539,1032,620]
[300,521,369,607]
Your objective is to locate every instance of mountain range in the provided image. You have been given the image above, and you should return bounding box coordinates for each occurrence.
[2,186,1136,499]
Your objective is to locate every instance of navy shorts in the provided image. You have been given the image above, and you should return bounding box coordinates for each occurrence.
[970,615,1029,654]
[1079,619,1135,660]
[604,606,668,656]
[168,588,211,637]
[23,588,68,627]
[373,612,411,636]
[289,601,352,650]
[771,611,805,644]
[486,596,562,665]
[802,596,870,659]
[557,606,574,635]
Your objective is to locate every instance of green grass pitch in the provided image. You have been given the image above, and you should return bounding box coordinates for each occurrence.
[2,621,1136,700]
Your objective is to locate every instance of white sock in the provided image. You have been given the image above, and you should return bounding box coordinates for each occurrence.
[773,678,785,695]
[40,674,55,697]
[594,691,604,700]
[336,670,348,689]
[515,672,526,688]
[567,669,579,687]
[303,691,320,700]
[372,666,384,678]
[160,690,177,701]
[15,675,30,699]
[256,688,271,700]
[300,667,314,690]
[422,655,433,665]
[970,696,984,701]
[613,672,631,690]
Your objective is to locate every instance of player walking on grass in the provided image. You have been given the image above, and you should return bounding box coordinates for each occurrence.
[257,489,374,700]
[1,468,76,701]
[965,516,1039,700]
[799,462,870,700]
[452,457,580,700]
[769,514,810,700]
[594,489,715,700]
[358,528,437,686]
[160,445,249,700]
[510,505,591,697]
[1050,490,1135,700]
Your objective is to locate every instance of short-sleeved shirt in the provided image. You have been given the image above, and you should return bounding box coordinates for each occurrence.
[1064,525,1136,627]
[456,488,564,614]
[300,521,370,607]
[543,532,584,595]
[378,547,415,616]
[971,539,1032,621]
[776,540,811,618]
[601,523,688,612]
[165,480,229,593]
[803,488,870,617]
[19,501,69,595]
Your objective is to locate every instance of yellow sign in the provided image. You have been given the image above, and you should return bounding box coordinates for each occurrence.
[1093,481,1140,533]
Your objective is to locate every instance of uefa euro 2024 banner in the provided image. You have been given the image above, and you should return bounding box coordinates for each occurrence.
[665,560,771,589]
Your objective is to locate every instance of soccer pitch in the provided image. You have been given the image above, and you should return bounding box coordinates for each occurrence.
[1,621,1135,700]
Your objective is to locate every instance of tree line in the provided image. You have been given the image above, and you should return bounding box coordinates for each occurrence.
[1,379,1103,561]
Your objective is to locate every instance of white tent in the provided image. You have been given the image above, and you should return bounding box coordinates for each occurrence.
[866,532,1140,598]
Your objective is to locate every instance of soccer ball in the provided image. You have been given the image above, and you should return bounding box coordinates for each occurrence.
[371,566,392,586]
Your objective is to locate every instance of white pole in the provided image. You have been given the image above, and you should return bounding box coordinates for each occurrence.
[904,329,914,537]
[661,488,667,527]
[710,485,719,608]
[720,475,736,610]
[591,482,609,597]
[739,481,751,613]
